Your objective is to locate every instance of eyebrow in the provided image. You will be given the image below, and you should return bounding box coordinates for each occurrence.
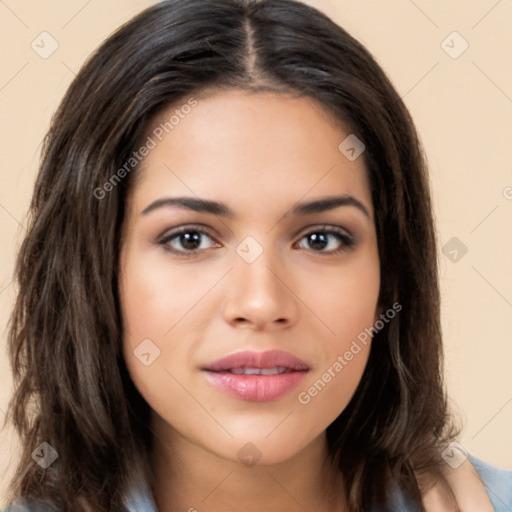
[140,194,371,219]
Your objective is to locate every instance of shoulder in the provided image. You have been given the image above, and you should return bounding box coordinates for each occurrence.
[1,498,53,512]
[385,454,512,512]
[1,480,158,512]
[4,457,511,512]
[420,454,512,512]
[469,455,512,511]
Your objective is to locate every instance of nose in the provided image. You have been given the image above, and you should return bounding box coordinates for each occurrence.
[221,250,299,331]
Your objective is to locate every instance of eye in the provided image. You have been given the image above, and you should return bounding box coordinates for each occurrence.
[157,226,220,255]
[295,227,355,254]
[156,225,355,257]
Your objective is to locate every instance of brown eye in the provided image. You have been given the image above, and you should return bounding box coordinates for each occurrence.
[296,228,355,254]
[158,227,219,255]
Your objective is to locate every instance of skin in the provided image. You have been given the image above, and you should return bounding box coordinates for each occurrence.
[118,89,492,512]
[420,461,494,512]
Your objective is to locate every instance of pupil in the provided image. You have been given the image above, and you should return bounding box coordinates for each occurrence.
[181,232,201,250]
[309,233,327,250]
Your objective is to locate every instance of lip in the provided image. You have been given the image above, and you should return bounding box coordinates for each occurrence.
[202,350,310,402]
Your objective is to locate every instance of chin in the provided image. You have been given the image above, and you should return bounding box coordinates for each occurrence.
[204,422,323,467]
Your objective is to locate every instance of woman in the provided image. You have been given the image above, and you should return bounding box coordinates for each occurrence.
[3,0,511,511]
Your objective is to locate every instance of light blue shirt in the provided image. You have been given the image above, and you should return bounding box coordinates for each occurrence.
[5,455,512,511]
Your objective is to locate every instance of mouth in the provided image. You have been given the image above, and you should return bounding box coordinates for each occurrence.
[201,350,310,402]
[219,367,296,375]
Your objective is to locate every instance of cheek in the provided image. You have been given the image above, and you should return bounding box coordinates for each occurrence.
[294,251,379,418]
[300,248,381,343]
[118,248,198,343]
[118,248,212,407]
[296,304,374,429]
[295,345,370,438]
[118,250,174,397]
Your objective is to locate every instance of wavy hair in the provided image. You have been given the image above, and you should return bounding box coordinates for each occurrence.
[5,0,460,510]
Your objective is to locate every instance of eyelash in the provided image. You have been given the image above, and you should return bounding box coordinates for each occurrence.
[156,225,356,257]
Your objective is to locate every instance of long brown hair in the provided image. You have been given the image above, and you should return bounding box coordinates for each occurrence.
[5,0,460,510]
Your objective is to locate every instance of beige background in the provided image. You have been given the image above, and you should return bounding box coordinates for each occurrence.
[1,0,511,502]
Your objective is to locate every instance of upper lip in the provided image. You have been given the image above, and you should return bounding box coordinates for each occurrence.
[202,350,310,372]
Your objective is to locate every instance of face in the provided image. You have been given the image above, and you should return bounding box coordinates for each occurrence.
[118,89,381,466]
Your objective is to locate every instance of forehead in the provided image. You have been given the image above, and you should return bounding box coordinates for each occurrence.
[129,89,373,220]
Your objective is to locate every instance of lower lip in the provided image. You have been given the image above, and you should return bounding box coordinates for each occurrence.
[203,370,308,402]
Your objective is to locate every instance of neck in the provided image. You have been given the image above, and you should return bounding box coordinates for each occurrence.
[149,414,347,512]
